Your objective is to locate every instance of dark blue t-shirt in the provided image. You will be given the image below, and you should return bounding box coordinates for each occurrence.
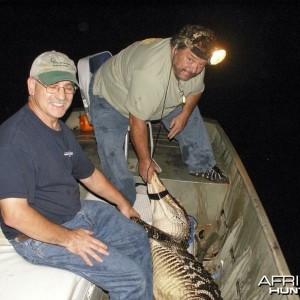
[0,105,95,239]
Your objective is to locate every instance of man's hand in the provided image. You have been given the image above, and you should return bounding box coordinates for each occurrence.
[168,112,188,139]
[117,202,141,219]
[64,228,109,266]
[168,92,202,139]
[138,159,161,183]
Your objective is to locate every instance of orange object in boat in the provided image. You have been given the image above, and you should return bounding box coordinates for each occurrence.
[80,114,93,131]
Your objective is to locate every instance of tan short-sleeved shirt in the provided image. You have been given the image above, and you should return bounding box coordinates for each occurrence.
[93,38,205,121]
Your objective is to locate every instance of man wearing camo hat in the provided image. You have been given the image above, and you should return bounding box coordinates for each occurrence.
[88,24,228,205]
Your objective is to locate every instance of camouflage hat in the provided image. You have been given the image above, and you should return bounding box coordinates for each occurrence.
[171,25,216,60]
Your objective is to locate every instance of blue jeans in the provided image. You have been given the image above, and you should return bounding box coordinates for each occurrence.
[90,81,215,204]
[161,105,216,172]
[90,91,136,204]
[10,200,153,300]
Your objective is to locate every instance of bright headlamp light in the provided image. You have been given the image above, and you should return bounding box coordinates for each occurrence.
[190,46,226,65]
[208,49,226,65]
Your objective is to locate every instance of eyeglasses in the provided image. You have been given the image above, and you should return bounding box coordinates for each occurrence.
[35,79,77,94]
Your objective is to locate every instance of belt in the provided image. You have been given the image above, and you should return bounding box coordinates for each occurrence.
[10,233,30,242]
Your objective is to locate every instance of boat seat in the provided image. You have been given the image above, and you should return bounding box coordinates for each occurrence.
[77,51,154,161]
[77,50,112,124]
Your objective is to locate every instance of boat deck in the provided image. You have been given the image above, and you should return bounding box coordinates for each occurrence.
[74,119,228,183]
[67,112,295,300]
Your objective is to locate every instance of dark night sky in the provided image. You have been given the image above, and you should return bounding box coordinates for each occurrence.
[0,1,299,275]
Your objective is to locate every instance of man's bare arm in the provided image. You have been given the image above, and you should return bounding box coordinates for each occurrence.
[0,198,108,266]
[129,113,160,182]
[79,168,140,219]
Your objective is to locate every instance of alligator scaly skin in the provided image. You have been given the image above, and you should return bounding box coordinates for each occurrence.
[132,172,222,300]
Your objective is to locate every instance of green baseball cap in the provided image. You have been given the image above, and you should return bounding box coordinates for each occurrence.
[30,50,78,86]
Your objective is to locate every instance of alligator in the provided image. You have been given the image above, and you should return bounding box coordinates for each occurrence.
[132,172,222,300]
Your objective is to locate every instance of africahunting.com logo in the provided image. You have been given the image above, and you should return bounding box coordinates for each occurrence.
[258,275,299,295]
